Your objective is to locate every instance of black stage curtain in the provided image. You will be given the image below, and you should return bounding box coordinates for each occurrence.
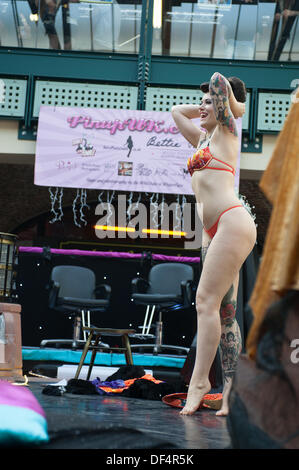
[17,250,200,349]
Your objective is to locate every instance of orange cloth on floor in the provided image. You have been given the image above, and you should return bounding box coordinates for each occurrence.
[246,87,299,360]
[98,374,163,394]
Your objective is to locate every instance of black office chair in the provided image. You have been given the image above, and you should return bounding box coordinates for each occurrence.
[40,265,111,349]
[130,263,194,355]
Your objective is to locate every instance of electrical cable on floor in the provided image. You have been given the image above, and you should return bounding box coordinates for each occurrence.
[11,375,28,386]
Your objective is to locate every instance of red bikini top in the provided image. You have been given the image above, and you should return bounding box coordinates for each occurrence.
[187,142,236,177]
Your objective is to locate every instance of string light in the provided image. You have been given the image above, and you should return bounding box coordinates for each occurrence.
[94,225,136,233]
[72,189,82,227]
[142,228,186,236]
[94,225,187,236]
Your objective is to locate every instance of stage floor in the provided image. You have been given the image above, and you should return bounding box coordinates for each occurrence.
[26,377,231,450]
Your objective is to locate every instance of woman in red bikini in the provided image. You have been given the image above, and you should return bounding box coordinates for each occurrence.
[171,72,257,416]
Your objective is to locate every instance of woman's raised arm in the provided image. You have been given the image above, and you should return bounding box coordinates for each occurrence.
[209,72,238,136]
[171,104,206,148]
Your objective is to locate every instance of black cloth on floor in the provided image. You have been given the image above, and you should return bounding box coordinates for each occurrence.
[121,378,175,401]
[42,385,66,396]
[65,379,98,395]
[106,365,146,381]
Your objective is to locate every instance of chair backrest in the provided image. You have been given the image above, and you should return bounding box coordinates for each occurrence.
[148,263,193,295]
[51,265,96,299]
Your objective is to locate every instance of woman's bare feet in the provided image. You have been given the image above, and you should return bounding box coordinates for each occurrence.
[216,379,232,416]
[180,380,211,416]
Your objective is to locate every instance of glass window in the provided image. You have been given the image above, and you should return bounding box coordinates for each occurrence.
[0,0,298,61]
[255,2,277,60]
[67,1,141,53]
[289,17,299,61]
[0,0,19,47]
[0,0,141,53]
[152,0,299,61]
[280,10,299,60]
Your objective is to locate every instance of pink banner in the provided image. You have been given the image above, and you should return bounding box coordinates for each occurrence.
[34,106,241,195]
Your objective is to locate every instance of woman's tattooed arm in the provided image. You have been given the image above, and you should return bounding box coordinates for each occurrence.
[209,72,238,136]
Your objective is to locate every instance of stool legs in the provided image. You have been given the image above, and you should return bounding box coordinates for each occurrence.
[86,334,101,380]
[74,331,93,379]
[122,334,133,365]
[75,328,135,381]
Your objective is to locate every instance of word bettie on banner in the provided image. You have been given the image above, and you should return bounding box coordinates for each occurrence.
[34,106,242,195]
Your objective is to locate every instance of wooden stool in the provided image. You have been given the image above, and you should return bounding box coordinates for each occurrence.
[0,303,23,380]
[74,326,135,380]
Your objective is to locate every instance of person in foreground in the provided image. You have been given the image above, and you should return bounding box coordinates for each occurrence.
[171,72,256,416]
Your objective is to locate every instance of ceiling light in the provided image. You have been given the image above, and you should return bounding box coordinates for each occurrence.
[153,0,162,29]
[29,13,39,22]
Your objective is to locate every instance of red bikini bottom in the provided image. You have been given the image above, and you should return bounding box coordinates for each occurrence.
[204,205,243,239]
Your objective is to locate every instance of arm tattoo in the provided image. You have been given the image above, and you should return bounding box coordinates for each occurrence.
[209,72,238,136]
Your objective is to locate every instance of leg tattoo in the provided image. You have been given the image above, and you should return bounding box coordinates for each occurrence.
[219,284,242,383]
[201,242,211,265]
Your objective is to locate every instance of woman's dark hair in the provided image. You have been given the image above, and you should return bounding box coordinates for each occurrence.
[200,76,247,103]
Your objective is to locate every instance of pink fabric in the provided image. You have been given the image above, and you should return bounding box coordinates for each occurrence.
[19,247,200,263]
[0,381,46,417]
